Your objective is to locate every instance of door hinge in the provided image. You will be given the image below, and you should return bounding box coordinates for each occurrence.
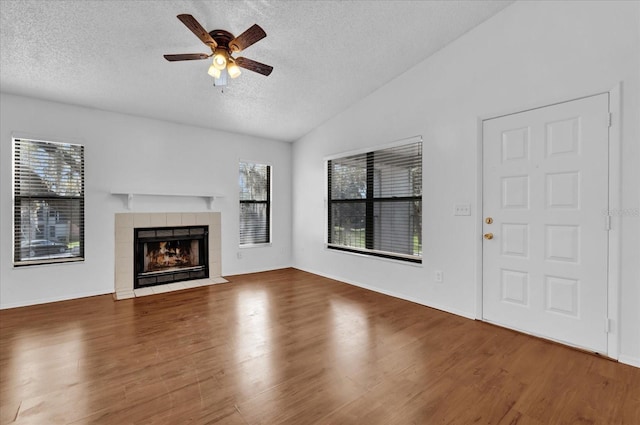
[608,112,613,128]
[605,215,611,231]
[605,318,612,333]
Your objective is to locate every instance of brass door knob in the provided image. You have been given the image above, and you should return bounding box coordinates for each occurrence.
[484,233,494,240]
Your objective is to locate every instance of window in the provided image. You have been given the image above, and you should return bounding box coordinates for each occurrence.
[239,162,271,245]
[13,138,85,266]
[327,139,422,263]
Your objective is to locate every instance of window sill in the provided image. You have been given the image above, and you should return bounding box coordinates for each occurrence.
[13,257,85,268]
[325,244,423,267]
[239,243,272,249]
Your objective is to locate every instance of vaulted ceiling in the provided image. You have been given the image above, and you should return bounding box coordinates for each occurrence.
[0,0,513,142]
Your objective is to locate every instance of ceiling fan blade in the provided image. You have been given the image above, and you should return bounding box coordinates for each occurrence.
[235,57,273,76]
[229,24,266,52]
[164,53,210,62]
[177,14,217,48]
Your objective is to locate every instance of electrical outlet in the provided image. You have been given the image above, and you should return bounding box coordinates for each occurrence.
[435,270,443,283]
[237,251,243,260]
[454,204,471,216]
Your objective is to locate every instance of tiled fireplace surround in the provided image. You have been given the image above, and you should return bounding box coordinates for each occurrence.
[114,212,227,300]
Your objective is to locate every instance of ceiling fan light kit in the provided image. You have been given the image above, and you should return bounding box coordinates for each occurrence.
[208,64,221,78]
[227,60,242,79]
[212,49,227,70]
[164,14,272,87]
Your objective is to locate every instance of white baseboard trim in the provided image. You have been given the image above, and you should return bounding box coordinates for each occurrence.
[293,266,475,320]
[223,263,293,277]
[1,265,296,309]
[618,355,640,368]
[0,289,111,310]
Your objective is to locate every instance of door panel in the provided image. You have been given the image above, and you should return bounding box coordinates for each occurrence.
[482,94,609,353]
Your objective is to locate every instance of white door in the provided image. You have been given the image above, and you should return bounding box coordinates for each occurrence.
[482,93,610,353]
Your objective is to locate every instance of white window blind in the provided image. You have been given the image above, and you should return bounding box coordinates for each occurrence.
[327,140,422,263]
[13,138,85,266]
[239,162,271,245]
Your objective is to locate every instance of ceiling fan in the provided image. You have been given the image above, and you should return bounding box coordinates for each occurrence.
[164,14,273,85]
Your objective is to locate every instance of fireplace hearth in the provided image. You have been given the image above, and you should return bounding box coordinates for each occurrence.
[134,225,209,288]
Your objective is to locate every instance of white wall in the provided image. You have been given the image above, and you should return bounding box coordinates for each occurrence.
[0,93,292,309]
[292,1,640,365]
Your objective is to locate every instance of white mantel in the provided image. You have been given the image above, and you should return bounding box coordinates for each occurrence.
[114,212,227,300]
[111,190,224,210]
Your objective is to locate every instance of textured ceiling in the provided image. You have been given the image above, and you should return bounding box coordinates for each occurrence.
[0,0,513,142]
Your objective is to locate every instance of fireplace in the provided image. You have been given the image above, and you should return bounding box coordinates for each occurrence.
[114,212,225,300]
[134,225,209,289]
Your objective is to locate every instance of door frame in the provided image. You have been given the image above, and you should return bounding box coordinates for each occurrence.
[475,84,622,359]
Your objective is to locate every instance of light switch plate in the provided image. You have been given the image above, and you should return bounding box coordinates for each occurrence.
[454,204,471,216]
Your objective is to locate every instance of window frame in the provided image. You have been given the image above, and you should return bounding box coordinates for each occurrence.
[239,161,272,247]
[326,137,422,264]
[12,137,85,267]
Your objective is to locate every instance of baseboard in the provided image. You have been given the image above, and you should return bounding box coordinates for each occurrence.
[0,265,295,309]
[223,263,293,277]
[0,289,111,310]
[619,355,640,368]
[293,266,475,320]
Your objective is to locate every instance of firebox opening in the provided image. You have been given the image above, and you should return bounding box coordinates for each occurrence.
[143,240,200,273]
[134,225,209,289]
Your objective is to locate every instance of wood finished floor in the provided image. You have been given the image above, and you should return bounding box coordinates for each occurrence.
[1,268,638,425]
